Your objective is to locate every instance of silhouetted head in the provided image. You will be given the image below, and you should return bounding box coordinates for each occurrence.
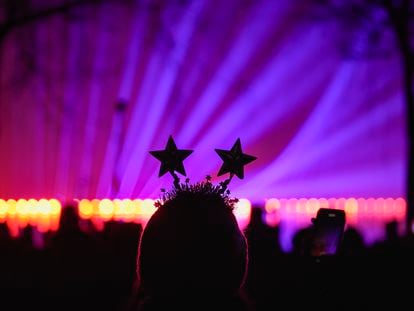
[340,226,365,256]
[59,204,80,233]
[0,222,10,242]
[385,220,399,242]
[20,225,34,248]
[292,226,315,256]
[137,182,248,300]
[249,206,264,226]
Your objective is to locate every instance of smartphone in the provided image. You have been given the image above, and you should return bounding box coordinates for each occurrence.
[311,208,346,256]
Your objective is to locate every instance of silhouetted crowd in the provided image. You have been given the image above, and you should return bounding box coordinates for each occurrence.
[0,205,141,311]
[0,204,413,311]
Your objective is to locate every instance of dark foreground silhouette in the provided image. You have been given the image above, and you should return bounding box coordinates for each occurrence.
[0,204,412,311]
[131,182,249,311]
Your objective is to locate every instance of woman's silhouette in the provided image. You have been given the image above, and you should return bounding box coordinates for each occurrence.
[133,182,249,310]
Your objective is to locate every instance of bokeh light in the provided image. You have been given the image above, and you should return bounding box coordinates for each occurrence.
[233,199,251,230]
[0,197,406,249]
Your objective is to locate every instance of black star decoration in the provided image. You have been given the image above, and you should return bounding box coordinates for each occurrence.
[215,138,257,179]
[149,136,193,177]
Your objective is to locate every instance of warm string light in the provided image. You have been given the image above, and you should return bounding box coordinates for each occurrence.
[0,198,406,236]
[78,198,157,224]
[78,198,252,229]
[0,199,62,237]
[233,199,252,230]
[0,198,252,233]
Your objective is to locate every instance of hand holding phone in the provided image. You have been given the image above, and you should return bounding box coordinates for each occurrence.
[311,208,346,256]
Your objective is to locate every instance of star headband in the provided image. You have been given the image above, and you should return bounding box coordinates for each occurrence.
[149,136,257,200]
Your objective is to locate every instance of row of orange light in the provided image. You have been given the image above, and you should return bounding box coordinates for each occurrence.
[0,198,253,233]
[0,199,62,236]
[0,198,406,235]
[77,198,253,229]
[264,198,406,225]
[78,199,157,222]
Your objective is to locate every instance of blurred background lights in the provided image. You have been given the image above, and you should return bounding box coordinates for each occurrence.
[233,199,252,230]
[0,197,405,248]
